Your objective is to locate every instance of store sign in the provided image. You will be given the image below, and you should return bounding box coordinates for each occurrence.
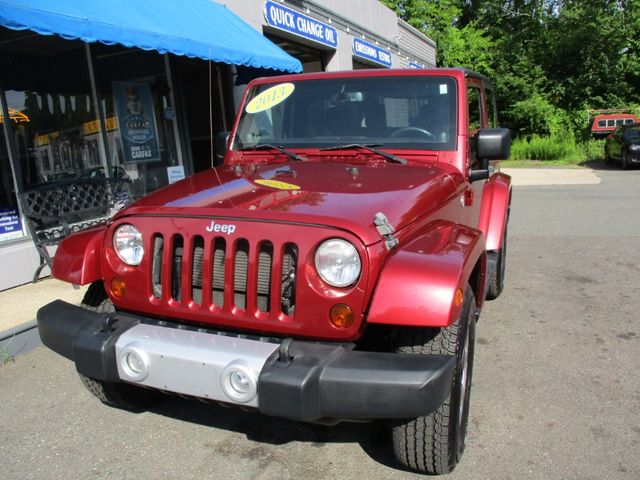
[352,38,392,68]
[264,1,338,49]
[0,207,23,242]
[408,61,424,69]
[113,81,161,163]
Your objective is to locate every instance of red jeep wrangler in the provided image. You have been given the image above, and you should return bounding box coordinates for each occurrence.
[38,68,511,475]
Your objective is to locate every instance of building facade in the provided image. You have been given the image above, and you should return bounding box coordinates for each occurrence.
[221,0,435,72]
[0,0,435,291]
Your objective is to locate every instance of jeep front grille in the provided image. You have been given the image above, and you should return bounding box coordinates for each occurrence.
[151,233,297,316]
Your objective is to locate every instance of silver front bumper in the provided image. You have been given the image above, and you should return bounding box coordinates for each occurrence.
[115,324,279,407]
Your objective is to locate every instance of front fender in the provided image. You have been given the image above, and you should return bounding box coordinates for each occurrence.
[367,221,485,328]
[477,172,511,251]
[52,227,105,285]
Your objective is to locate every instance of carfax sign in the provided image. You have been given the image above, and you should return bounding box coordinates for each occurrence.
[264,1,337,49]
[113,81,160,163]
[352,38,392,68]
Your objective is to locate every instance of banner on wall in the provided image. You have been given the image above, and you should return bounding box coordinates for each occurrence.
[113,81,161,163]
[0,207,23,242]
[352,38,392,68]
[264,0,338,49]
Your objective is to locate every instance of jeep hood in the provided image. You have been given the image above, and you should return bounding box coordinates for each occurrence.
[120,161,461,245]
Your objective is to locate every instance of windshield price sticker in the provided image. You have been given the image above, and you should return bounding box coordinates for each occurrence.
[255,179,301,190]
[246,83,295,114]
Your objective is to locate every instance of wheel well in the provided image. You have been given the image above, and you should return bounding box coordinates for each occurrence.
[468,254,485,308]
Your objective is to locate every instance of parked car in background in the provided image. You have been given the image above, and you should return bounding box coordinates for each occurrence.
[591,113,638,138]
[604,123,640,169]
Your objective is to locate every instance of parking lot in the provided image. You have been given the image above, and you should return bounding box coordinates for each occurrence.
[1,164,639,480]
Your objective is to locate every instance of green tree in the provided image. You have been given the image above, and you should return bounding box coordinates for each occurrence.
[383,0,640,139]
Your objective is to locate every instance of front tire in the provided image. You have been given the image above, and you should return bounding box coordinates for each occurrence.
[486,223,508,300]
[77,281,165,411]
[622,150,630,170]
[391,287,476,475]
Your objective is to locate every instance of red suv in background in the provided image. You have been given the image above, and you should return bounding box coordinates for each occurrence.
[591,113,638,137]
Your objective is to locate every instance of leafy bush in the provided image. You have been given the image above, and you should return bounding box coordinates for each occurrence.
[511,135,579,161]
[510,136,605,163]
[581,139,605,161]
[503,95,575,138]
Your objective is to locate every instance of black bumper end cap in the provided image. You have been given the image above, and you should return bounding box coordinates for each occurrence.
[258,342,455,422]
[37,300,139,381]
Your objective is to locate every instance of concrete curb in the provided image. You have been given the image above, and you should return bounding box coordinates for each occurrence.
[501,168,601,186]
[0,319,37,342]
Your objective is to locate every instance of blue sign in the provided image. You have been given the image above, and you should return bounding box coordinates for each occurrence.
[113,81,161,163]
[408,61,424,69]
[352,38,392,68]
[0,207,23,242]
[264,1,338,49]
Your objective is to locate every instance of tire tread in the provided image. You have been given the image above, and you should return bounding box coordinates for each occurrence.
[391,288,476,475]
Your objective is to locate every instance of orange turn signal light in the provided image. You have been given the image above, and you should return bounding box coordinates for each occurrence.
[329,303,354,329]
[110,277,126,299]
[454,288,464,307]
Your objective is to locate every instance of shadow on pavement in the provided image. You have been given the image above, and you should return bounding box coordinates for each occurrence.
[148,395,408,472]
[581,159,629,171]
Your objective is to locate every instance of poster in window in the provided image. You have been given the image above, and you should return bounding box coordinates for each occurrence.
[113,81,160,163]
[0,207,24,242]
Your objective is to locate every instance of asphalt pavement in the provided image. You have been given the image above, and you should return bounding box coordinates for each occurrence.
[1,163,639,479]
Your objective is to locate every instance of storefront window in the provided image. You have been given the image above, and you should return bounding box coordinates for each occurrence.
[91,44,182,197]
[0,104,25,243]
[0,33,103,188]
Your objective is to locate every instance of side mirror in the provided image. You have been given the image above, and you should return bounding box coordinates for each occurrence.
[214,131,231,165]
[470,128,511,182]
[477,128,511,161]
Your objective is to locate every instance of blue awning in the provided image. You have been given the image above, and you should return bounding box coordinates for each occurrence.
[0,0,302,73]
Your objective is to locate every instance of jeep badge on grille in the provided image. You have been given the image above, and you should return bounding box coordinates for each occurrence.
[205,220,236,235]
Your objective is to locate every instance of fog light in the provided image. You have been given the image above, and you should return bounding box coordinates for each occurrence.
[126,351,146,374]
[119,343,149,381]
[110,277,126,298]
[329,303,354,329]
[230,371,252,395]
[221,360,257,404]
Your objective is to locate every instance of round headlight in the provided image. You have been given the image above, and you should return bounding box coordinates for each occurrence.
[113,224,144,265]
[315,239,361,287]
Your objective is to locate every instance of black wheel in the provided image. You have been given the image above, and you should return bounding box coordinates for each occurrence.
[78,281,165,411]
[622,150,630,170]
[486,223,508,300]
[81,281,116,313]
[391,287,476,475]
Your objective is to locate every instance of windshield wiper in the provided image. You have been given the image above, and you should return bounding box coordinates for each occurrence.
[241,144,306,161]
[320,143,407,165]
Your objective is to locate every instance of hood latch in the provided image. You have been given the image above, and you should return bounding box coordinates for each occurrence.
[373,212,399,250]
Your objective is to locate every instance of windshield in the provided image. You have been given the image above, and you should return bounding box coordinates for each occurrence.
[234,75,458,151]
[624,127,640,140]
